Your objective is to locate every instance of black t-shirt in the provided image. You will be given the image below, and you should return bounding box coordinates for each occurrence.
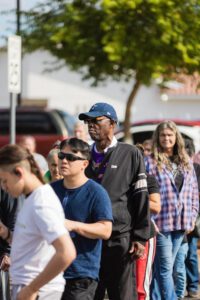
[147,174,160,194]
[168,156,184,192]
[147,174,160,238]
[174,171,184,192]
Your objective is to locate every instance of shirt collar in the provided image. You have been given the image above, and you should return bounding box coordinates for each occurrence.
[93,136,118,154]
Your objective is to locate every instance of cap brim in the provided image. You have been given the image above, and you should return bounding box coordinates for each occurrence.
[79,112,104,120]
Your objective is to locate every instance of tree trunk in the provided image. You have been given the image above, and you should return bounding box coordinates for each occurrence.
[123,79,140,143]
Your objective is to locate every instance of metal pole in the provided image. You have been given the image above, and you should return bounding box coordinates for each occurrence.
[10,93,16,144]
[16,0,21,106]
[17,0,20,35]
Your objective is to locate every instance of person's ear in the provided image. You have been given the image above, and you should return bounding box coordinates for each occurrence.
[110,120,116,129]
[82,160,89,169]
[13,167,22,177]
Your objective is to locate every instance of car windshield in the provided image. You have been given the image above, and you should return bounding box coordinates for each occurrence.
[55,110,76,136]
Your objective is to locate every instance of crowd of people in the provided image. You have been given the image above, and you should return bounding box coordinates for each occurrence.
[0,102,199,300]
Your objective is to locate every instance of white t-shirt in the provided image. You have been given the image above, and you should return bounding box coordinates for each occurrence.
[10,184,68,293]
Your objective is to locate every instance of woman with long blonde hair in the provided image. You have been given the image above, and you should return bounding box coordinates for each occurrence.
[145,120,199,300]
[151,120,190,171]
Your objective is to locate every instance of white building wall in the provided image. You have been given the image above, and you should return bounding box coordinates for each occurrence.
[0,50,200,122]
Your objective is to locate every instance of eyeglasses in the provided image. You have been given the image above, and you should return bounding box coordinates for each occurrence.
[58,152,86,162]
[84,117,110,125]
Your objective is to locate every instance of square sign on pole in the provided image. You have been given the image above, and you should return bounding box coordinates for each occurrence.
[8,35,21,94]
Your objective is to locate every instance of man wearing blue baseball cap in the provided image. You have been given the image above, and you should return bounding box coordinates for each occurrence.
[79,103,118,123]
[79,102,150,300]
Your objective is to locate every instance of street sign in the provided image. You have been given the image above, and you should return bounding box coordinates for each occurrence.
[8,35,21,94]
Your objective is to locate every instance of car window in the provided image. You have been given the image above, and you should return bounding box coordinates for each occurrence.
[55,110,76,136]
[132,131,154,144]
[0,111,58,134]
[0,112,9,134]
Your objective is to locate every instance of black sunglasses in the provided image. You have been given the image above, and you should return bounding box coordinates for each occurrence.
[84,117,110,125]
[58,152,86,162]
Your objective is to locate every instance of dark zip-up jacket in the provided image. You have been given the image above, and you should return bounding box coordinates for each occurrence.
[0,189,18,257]
[86,142,150,244]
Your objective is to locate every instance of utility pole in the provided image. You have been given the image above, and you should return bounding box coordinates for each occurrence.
[17,0,20,35]
[16,0,21,106]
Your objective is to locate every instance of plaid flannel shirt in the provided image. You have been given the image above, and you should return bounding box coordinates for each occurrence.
[145,156,199,232]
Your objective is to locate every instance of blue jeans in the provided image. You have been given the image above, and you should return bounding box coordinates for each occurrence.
[151,231,184,300]
[185,236,199,293]
[173,241,189,298]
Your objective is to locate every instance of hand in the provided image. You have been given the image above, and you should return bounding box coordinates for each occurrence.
[186,220,195,234]
[186,228,195,235]
[0,255,11,271]
[129,241,145,259]
[65,219,76,232]
[0,221,8,240]
[16,286,38,300]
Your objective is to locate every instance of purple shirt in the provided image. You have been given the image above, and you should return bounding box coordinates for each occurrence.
[91,147,107,183]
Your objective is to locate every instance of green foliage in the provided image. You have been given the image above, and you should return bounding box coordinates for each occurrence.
[102,0,200,83]
[20,0,200,139]
[21,0,200,86]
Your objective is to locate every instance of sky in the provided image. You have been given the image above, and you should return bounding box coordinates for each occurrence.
[0,0,38,46]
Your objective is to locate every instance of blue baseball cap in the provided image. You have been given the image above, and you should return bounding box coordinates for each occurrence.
[79,102,118,123]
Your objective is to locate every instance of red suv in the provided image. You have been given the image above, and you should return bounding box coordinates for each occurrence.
[0,107,76,156]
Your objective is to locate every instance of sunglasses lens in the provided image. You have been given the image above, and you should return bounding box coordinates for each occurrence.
[66,153,76,162]
[58,152,73,161]
[84,117,107,125]
[58,152,85,162]
[58,152,65,160]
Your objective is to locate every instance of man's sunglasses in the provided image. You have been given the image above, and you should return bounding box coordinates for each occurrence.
[58,152,86,162]
[84,117,110,125]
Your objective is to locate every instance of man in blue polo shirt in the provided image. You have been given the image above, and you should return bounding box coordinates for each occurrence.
[51,137,113,300]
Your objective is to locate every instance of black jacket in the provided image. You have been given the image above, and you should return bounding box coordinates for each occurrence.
[86,142,150,244]
[0,189,18,257]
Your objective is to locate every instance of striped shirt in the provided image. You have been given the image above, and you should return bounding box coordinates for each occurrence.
[145,156,199,232]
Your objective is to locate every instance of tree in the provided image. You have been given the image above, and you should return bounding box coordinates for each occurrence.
[21,0,200,141]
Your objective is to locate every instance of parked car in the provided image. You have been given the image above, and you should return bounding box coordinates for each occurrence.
[54,109,76,136]
[0,107,76,156]
[115,119,200,152]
